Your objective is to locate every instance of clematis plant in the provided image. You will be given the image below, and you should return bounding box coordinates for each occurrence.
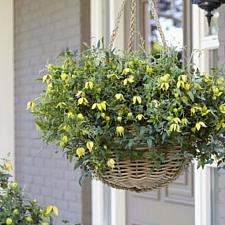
[28,43,225,176]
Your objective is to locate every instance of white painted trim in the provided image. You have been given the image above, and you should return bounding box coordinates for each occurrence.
[92,180,105,225]
[111,188,126,225]
[0,0,14,170]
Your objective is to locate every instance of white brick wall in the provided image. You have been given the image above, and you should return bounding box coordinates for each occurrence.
[14,0,91,224]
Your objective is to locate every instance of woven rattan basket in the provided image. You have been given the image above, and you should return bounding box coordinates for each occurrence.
[96,146,191,192]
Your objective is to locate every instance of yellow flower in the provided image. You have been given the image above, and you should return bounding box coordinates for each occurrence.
[160,82,169,91]
[96,101,107,111]
[77,113,84,121]
[67,111,75,119]
[217,77,225,85]
[115,93,124,101]
[86,141,94,152]
[195,122,207,131]
[76,147,85,158]
[172,117,181,124]
[6,218,13,225]
[201,105,210,116]
[132,96,142,104]
[179,75,188,82]
[61,73,69,81]
[219,104,225,114]
[78,97,88,106]
[107,159,115,169]
[181,118,189,126]
[85,81,94,90]
[3,161,13,172]
[160,74,170,82]
[122,68,133,75]
[116,126,125,136]
[105,116,111,123]
[151,100,160,108]
[42,74,52,84]
[59,136,68,147]
[146,65,153,75]
[216,120,225,130]
[127,112,133,119]
[123,75,135,85]
[169,123,181,132]
[45,205,59,216]
[76,91,83,98]
[136,114,144,121]
[117,116,122,123]
[27,101,36,112]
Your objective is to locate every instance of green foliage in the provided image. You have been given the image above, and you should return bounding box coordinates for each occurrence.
[0,160,59,225]
[28,43,225,174]
[0,159,82,225]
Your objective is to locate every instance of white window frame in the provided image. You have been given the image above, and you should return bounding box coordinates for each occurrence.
[192,5,219,225]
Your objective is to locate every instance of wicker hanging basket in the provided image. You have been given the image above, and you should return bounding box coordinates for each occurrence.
[96,146,191,192]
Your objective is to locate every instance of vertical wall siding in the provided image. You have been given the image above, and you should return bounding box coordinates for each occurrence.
[14,0,90,224]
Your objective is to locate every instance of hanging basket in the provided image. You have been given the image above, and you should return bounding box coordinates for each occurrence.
[28,0,225,193]
[96,146,191,192]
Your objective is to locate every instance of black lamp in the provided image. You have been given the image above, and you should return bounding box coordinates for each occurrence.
[192,0,225,26]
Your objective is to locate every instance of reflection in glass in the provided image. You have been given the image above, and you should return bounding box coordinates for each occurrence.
[150,0,183,52]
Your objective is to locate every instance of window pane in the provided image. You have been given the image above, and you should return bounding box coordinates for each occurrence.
[204,11,219,36]
[150,0,183,51]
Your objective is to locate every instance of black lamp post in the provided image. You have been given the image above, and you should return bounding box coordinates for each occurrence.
[192,0,225,26]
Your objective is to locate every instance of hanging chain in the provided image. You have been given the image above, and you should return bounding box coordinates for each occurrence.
[109,0,127,49]
[148,0,168,49]
[128,0,137,52]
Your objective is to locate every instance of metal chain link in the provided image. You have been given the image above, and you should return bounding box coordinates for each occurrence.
[109,0,127,49]
[128,0,137,52]
[148,0,168,49]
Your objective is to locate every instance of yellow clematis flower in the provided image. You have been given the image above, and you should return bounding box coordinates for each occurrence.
[169,123,181,132]
[42,74,52,84]
[122,68,133,75]
[136,114,144,121]
[160,82,169,91]
[219,104,225,114]
[77,113,84,121]
[181,118,189,126]
[86,141,94,152]
[115,93,125,101]
[105,116,111,123]
[85,81,94,90]
[160,74,170,82]
[127,112,133,119]
[3,161,13,172]
[67,111,75,119]
[107,159,115,169]
[45,205,59,216]
[78,97,88,106]
[116,126,125,136]
[133,96,142,104]
[195,122,207,131]
[76,147,85,158]
[61,73,69,81]
[146,65,153,75]
[27,101,36,112]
